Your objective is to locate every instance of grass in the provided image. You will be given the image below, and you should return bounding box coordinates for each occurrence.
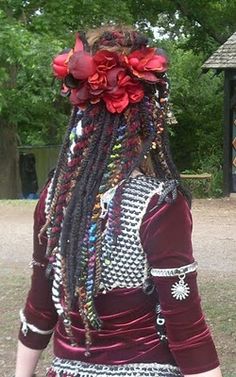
[0,267,235,376]
[199,273,236,376]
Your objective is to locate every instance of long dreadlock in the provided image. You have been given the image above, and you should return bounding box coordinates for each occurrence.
[44,26,191,352]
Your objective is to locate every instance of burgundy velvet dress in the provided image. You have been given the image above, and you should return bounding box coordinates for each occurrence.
[18,176,219,376]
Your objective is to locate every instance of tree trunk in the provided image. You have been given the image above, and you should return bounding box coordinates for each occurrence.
[0,121,21,199]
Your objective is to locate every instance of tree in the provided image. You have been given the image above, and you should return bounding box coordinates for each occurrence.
[128,0,236,52]
[0,0,235,197]
[0,9,66,197]
[164,41,223,171]
[0,0,134,198]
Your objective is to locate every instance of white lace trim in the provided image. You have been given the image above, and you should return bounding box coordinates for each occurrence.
[19,309,54,336]
[52,252,64,316]
[45,177,54,216]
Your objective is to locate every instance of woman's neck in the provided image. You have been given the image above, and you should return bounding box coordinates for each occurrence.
[130,168,144,178]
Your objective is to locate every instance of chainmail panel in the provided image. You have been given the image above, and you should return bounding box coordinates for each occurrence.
[99,176,164,292]
[47,357,183,377]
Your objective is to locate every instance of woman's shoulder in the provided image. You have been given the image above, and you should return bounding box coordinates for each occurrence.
[140,187,193,268]
[142,185,192,231]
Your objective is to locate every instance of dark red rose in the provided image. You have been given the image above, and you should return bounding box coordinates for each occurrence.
[68,51,96,80]
[93,50,118,72]
[116,70,131,87]
[52,34,84,79]
[127,82,144,103]
[103,91,129,113]
[103,68,144,113]
[69,83,90,107]
[123,47,168,82]
[66,45,148,112]
[52,50,72,79]
[106,67,126,89]
[88,72,107,91]
[117,71,144,104]
[70,82,101,108]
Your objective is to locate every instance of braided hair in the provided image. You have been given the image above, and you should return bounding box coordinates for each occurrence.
[45,26,190,353]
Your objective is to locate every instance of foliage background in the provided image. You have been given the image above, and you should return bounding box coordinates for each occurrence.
[0,0,235,197]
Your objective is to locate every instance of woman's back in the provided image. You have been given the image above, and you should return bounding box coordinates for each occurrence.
[15,26,222,377]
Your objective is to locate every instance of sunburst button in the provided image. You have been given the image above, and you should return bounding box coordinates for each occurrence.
[171,280,190,300]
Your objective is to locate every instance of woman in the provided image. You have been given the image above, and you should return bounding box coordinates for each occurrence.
[15,26,222,377]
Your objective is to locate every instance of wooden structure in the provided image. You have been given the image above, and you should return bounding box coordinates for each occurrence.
[180,173,212,180]
[202,32,236,195]
[18,145,60,195]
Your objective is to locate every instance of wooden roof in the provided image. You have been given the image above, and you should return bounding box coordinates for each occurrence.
[202,32,236,70]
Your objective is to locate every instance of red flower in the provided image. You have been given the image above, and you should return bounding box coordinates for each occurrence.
[52,35,84,79]
[126,82,144,103]
[52,49,72,79]
[105,67,124,88]
[116,70,131,87]
[103,68,144,113]
[53,33,165,113]
[88,72,107,92]
[69,82,101,108]
[123,47,168,82]
[118,71,144,104]
[69,84,90,107]
[94,50,118,72]
[102,68,127,113]
[68,51,96,80]
[103,91,129,113]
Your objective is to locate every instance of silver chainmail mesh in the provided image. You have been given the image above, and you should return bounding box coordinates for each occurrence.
[47,357,183,377]
[99,176,164,293]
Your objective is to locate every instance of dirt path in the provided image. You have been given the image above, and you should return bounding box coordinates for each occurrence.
[1,198,235,271]
[192,198,236,274]
[0,198,235,376]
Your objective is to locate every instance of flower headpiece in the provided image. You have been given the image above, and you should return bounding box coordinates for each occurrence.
[52,33,168,113]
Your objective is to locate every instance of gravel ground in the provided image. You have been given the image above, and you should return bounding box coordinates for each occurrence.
[1,198,235,272]
[0,198,235,376]
[192,198,236,274]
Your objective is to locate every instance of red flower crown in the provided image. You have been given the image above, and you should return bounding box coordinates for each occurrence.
[52,34,168,113]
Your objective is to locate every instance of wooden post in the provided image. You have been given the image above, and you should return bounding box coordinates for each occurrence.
[223,70,232,195]
[230,71,236,193]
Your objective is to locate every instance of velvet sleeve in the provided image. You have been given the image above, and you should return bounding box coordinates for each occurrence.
[140,192,220,375]
[18,183,58,350]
